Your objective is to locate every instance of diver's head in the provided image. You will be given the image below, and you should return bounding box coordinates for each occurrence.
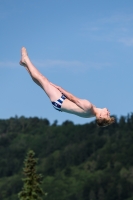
[96,108,115,127]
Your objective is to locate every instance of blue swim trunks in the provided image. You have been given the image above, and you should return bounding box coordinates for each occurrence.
[52,94,66,112]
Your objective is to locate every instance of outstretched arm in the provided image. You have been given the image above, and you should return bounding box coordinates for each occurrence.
[50,82,95,114]
[50,82,80,102]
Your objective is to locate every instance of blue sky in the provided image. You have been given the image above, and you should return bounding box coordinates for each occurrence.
[0,0,133,125]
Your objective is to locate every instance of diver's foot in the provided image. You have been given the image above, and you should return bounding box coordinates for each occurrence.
[19,47,28,66]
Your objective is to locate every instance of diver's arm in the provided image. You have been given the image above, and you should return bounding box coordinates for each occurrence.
[50,82,78,102]
[50,82,95,114]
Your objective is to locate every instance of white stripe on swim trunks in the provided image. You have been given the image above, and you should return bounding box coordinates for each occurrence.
[55,100,62,106]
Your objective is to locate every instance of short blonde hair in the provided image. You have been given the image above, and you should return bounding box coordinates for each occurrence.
[96,117,115,127]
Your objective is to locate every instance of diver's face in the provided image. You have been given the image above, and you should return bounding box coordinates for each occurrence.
[100,108,110,119]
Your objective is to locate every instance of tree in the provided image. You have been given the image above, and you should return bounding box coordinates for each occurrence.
[89,190,96,200]
[18,150,44,200]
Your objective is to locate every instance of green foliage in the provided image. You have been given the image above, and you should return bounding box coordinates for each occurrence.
[0,113,133,199]
[18,150,44,200]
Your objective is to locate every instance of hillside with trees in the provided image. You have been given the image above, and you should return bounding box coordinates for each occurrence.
[0,113,133,200]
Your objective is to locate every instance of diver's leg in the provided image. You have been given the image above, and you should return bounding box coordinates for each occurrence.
[20,61,43,89]
[20,47,62,101]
